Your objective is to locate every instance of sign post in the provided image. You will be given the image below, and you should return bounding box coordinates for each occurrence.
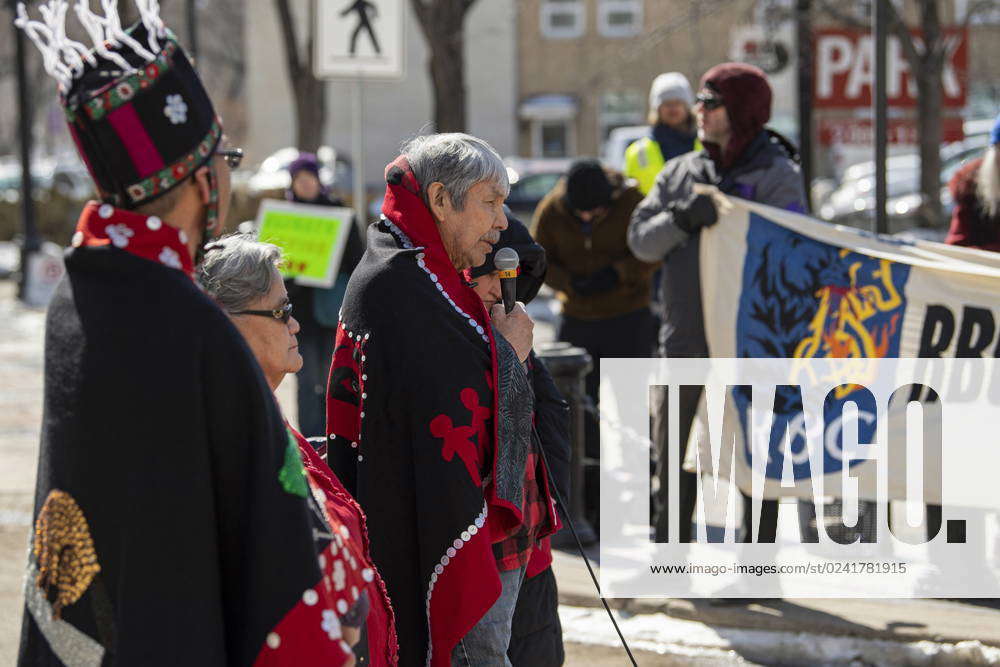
[874,0,888,235]
[315,0,406,230]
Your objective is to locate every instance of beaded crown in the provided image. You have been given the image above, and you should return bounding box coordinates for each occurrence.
[16,1,220,209]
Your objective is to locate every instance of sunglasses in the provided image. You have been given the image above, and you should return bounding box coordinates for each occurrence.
[231,301,293,323]
[696,93,724,111]
[217,148,244,169]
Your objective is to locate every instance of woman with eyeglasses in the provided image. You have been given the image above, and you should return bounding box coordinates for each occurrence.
[199,233,399,666]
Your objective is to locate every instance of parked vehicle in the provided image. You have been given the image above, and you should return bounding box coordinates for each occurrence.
[0,155,91,203]
[246,146,350,198]
[818,126,992,231]
[503,157,572,222]
[601,125,647,172]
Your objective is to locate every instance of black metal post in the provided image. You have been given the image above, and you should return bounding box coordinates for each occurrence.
[186,0,199,64]
[796,0,814,212]
[873,0,889,234]
[536,343,598,547]
[14,0,41,302]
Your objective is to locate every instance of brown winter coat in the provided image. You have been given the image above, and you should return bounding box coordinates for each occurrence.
[531,172,660,320]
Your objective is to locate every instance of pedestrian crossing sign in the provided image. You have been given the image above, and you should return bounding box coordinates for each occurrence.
[315,0,405,79]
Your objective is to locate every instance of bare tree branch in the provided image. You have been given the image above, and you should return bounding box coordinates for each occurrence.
[884,0,922,66]
[409,0,430,28]
[410,0,479,132]
[274,0,302,81]
[814,0,867,29]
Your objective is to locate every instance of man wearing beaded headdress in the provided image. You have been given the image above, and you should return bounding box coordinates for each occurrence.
[16,2,358,664]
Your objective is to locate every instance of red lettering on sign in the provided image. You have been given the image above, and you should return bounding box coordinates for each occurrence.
[818,117,965,146]
[813,28,968,109]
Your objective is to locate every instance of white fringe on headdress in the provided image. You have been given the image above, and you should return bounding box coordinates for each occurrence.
[15,0,167,93]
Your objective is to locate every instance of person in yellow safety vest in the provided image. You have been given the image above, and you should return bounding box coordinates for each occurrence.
[624,72,701,195]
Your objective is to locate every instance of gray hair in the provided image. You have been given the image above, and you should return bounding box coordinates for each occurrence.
[976,145,1000,219]
[402,132,509,210]
[198,233,284,312]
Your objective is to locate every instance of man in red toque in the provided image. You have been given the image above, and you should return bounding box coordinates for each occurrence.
[629,62,807,551]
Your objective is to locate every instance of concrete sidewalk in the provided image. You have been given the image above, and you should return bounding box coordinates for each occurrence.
[552,547,1000,652]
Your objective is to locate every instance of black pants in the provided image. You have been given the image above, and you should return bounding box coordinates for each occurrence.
[652,384,779,543]
[559,307,657,527]
[296,322,335,439]
[508,567,564,667]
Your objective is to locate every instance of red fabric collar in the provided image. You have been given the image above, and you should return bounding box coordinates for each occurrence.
[72,201,195,279]
[381,157,490,329]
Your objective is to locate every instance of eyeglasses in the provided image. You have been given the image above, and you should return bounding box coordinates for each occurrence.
[231,302,293,323]
[217,148,244,169]
[696,93,724,111]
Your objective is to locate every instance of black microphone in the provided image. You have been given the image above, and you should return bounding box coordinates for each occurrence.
[494,247,519,314]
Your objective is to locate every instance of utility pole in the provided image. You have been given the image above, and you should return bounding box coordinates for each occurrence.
[186,0,199,64]
[873,0,888,234]
[13,0,41,302]
[796,0,813,212]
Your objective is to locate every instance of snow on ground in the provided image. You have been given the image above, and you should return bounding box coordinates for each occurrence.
[559,605,1000,666]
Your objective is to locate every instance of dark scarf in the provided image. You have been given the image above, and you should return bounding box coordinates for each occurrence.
[326,157,530,665]
[652,122,697,163]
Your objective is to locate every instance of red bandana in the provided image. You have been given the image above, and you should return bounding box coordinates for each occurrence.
[72,201,195,279]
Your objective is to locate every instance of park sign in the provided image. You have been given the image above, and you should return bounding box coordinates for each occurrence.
[812,28,968,109]
[255,199,353,288]
[315,0,405,79]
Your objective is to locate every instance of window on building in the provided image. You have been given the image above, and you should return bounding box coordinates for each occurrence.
[520,94,578,158]
[598,0,642,38]
[540,122,570,157]
[541,0,585,39]
[599,90,644,141]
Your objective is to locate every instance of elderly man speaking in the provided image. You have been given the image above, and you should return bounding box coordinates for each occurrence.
[326,134,557,666]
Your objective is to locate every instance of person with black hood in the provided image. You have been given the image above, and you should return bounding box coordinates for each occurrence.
[532,159,660,528]
[628,63,807,549]
[468,211,571,667]
[285,153,364,438]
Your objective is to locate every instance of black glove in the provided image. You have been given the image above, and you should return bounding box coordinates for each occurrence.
[671,193,718,234]
[571,265,619,296]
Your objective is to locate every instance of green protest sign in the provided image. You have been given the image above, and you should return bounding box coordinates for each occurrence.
[255,199,354,288]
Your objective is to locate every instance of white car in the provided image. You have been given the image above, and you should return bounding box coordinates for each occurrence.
[601,125,648,172]
[246,146,346,196]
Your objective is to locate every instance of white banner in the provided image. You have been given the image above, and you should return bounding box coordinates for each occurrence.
[693,197,1000,502]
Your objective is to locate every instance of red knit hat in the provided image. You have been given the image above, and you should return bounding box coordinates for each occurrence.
[700,63,772,169]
